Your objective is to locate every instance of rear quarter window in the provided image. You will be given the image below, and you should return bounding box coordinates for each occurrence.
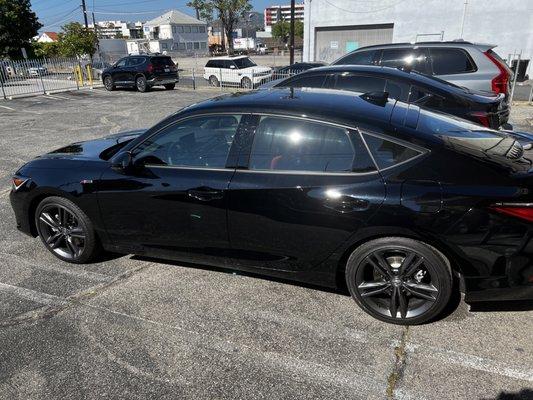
[334,74,386,93]
[362,133,423,169]
[151,57,174,67]
[429,48,476,75]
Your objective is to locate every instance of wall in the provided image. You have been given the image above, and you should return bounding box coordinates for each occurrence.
[304,0,533,69]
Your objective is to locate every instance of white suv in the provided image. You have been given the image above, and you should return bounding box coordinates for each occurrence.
[204,56,272,88]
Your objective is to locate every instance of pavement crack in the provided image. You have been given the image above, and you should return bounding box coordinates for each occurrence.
[386,325,410,399]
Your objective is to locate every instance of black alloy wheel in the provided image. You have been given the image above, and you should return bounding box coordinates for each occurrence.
[35,197,101,263]
[346,237,452,325]
[104,75,115,91]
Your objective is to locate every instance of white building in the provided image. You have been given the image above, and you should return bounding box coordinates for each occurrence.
[37,32,59,43]
[304,0,533,65]
[140,10,208,53]
[264,3,305,33]
[89,20,143,39]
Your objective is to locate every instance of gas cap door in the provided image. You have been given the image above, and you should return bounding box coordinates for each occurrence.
[401,180,442,213]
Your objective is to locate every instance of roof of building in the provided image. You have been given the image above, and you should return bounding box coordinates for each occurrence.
[42,32,59,41]
[145,9,206,26]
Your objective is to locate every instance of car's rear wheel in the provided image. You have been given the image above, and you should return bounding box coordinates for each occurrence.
[164,83,175,90]
[136,75,149,92]
[345,237,452,325]
[103,75,115,91]
[35,196,101,264]
[209,75,219,87]
[241,77,252,89]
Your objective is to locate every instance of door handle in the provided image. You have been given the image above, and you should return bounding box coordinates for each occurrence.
[187,187,224,201]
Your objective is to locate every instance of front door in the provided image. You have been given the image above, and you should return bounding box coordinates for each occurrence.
[227,115,386,274]
[97,113,244,266]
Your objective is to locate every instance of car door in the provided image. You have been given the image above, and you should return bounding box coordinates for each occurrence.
[97,113,244,266]
[111,57,128,84]
[226,114,386,273]
[124,56,142,84]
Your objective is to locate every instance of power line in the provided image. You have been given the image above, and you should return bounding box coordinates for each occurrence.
[39,6,81,29]
[87,8,171,15]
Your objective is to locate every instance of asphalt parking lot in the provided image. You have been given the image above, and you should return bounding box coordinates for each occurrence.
[0,88,532,400]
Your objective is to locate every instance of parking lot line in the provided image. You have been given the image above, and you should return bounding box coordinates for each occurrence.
[0,105,15,111]
[0,282,69,307]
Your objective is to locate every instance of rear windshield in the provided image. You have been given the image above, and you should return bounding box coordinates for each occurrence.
[151,57,174,66]
[234,57,256,69]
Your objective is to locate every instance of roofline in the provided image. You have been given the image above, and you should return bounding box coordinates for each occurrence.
[350,40,496,51]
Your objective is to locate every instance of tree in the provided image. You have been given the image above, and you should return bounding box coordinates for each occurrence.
[189,0,252,53]
[0,0,42,58]
[58,22,97,58]
[271,20,303,45]
[32,41,61,58]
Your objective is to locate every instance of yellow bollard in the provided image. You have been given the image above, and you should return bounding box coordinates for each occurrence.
[85,65,93,88]
[74,65,84,87]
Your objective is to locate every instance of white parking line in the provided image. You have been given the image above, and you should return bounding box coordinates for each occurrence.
[0,105,15,111]
[0,282,69,307]
[45,94,70,100]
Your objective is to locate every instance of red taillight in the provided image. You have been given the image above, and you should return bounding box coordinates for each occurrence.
[484,51,510,95]
[490,205,533,222]
[146,63,154,73]
[469,111,490,127]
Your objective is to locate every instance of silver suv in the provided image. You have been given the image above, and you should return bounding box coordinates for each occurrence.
[332,41,512,96]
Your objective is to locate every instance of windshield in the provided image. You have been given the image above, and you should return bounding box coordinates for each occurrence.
[234,57,256,69]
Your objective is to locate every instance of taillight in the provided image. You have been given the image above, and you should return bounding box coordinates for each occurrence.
[469,111,490,127]
[484,51,510,95]
[490,204,533,222]
[146,63,154,73]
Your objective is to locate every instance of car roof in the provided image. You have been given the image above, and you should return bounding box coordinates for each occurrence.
[180,88,395,130]
[350,40,496,50]
[209,55,250,60]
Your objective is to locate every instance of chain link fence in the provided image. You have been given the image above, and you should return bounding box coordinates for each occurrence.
[0,57,103,99]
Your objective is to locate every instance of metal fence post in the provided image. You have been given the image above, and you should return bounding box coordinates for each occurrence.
[509,52,521,104]
[251,70,254,91]
[192,68,196,90]
[219,67,222,91]
[0,76,6,100]
[38,59,46,94]
[529,84,533,105]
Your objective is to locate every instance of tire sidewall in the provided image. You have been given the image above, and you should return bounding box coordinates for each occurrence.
[241,77,251,88]
[345,237,453,325]
[136,75,148,92]
[104,75,114,91]
[35,196,98,264]
[209,75,219,87]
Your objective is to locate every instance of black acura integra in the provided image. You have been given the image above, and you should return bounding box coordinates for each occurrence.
[9,88,533,324]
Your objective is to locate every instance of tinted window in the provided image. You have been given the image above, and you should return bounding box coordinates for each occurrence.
[409,86,447,108]
[133,115,241,168]
[385,80,410,101]
[249,117,357,172]
[380,48,429,74]
[151,57,174,67]
[334,50,379,65]
[234,58,256,69]
[275,74,326,88]
[334,74,386,93]
[115,58,127,67]
[363,133,421,169]
[429,48,476,75]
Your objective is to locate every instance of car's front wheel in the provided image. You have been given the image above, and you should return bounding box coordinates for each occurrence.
[208,75,219,87]
[103,75,115,91]
[241,77,252,89]
[35,196,102,264]
[345,237,452,325]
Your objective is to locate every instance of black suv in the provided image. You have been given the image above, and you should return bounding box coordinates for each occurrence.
[102,54,179,92]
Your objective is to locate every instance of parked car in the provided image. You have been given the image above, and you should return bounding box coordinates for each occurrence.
[10,88,533,325]
[272,62,327,79]
[90,61,112,79]
[269,65,510,129]
[102,54,179,92]
[26,63,48,77]
[203,55,272,88]
[332,41,513,97]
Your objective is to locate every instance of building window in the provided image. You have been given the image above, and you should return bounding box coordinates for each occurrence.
[178,26,184,33]
[178,42,186,50]
[192,26,198,33]
[200,41,207,49]
[193,42,200,49]
[161,43,168,50]
[199,26,205,33]
[172,26,176,33]
[186,42,193,49]
[184,26,191,33]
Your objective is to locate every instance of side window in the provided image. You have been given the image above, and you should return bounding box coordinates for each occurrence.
[115,58,127,67]
[275,74,326,88]
[334,50,380,65]
[380,48,429,74]
[133,115,242,168]
[408,86,445,108]
[249,116,357,173]
[429,48,476,75]
[385,79,410,101]
[334,73,386,93]
[362,133,422,169]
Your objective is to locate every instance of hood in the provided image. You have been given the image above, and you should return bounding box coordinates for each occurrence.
[42,129,145,161]
[241,66,272,74]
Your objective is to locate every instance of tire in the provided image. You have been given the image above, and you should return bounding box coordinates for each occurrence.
[208,75,219,87]
[345,237,452,325]
[35,196,102,264]
[103,75,115,91]
[136,75,149,92]
[241,77,252,89]
[164,83,175,90]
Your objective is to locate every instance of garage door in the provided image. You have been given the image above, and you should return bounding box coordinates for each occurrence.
[315,24,394,63]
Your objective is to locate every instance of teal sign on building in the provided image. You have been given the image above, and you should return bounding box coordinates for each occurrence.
[346,41,359,52]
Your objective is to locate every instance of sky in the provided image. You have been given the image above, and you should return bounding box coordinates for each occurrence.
[31,0,276,32]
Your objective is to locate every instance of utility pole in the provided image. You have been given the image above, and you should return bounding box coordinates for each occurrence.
[459,0,468,39]
[289,0,295,65]
[81,0,89,28]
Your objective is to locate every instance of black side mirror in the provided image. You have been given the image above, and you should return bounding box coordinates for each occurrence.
[360,91,389,107]
[111,151,133,173]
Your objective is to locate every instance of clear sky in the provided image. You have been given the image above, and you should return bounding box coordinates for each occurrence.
[31,0,278,32]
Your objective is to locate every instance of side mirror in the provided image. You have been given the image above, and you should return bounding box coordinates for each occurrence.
[111,151,133,173]
[229,65,236,69]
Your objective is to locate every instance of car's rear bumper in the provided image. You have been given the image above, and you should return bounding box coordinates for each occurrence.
[148,75,179,85]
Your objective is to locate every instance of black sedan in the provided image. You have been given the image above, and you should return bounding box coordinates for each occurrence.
[10,89,533,324]
[269,65,510,129]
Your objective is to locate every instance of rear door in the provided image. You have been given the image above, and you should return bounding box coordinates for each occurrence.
[226,114,386,273]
